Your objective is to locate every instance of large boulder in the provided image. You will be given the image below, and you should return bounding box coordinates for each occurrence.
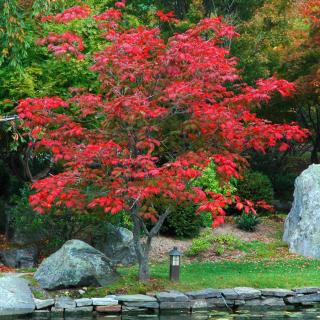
[34,239,118,290]
[0,276,35,316]
[94,224,136,265]
[283,164,320,257]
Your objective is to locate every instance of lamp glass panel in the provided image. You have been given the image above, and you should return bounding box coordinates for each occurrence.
[172,256,180,266]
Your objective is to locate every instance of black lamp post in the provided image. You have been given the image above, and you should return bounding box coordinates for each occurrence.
[169,246,182,281]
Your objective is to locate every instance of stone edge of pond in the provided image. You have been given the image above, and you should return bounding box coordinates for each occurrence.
[4,287,320,317]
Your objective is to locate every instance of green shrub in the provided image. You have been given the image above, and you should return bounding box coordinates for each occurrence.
[161,203,203,239]
[235,211,260,232]
[185,231,241,257]
[162,162,237,238]
[236,170,274,211]
[192,162,236,195]
[185,237,212,256]
[7,185,129,254]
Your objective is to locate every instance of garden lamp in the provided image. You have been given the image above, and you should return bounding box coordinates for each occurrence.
[169,246,182,281]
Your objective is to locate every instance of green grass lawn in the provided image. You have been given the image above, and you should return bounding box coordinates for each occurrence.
[8,217,320,299]
[83,257,320,298]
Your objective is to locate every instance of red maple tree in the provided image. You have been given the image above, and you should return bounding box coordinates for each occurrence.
[17,3,308,281]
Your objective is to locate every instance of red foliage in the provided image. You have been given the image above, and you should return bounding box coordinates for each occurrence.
[17,5,309,227]
[36,32,85,60]
[156,10,179,23]
[0,265,13,272]
[302,0,320,26]
[115,0,126,8]
[41,5,91,23]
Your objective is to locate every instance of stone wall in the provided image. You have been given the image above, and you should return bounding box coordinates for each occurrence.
[26,287,320,317]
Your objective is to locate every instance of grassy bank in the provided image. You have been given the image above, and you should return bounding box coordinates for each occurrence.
[6,217,320,299]
[82,257,320,298]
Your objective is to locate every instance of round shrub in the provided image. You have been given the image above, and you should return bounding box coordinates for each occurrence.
[161,203,203,239]
[235,211,260,232]
[237,170,274,209]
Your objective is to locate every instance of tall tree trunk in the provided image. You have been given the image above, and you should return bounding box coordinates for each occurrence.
[175,0,189,19]
[311,141,319,163]
[130,205,170,282]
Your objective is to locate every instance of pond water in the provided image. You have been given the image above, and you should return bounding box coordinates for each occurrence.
[11,308,320,320]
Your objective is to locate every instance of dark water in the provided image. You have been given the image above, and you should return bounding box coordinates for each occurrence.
[12,309,320,320]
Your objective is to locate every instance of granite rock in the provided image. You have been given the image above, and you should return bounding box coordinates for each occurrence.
[0,276,35,316]
[55,297,76,309]
[283,164,320,258]
[293,287,320,294]
[234,287,261,299]
[34,299,55,310]
[286,293,320,304]
[34,240,117,290]
[75,298,92,307]
[160,301,191,310]
[0,247,38,268]
[94,224,137,265]
[185,288,222,299]
[156,291,189,302]
[261,289,294,297]
[116,294,157,302]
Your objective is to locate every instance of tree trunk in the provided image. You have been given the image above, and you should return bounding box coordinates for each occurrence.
[138,240,151,281]
[130,205,170,282]
[311,143,319,163]
[175,0,188,19]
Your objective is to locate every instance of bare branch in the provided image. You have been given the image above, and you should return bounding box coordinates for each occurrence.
[149,208,171,237]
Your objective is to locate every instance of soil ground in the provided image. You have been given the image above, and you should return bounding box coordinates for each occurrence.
[150,215,284,261]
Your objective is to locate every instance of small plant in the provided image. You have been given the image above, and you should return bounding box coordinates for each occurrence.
[235,211,260,232]
[185,237,212,257]
[185,231,241,257]
[215,245,225,256]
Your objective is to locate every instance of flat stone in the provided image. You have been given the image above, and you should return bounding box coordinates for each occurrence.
[240,298,286,310]
[206,297,226,307]
[34,309,50,314]
[160,301,191,310]
[116,294,157,302]
[34,298,55,310]
[156,291,189,302]
[122,305,159,313]
[92,297,118,306]
[286,293,320,304]
[95,305,121,313]
[234,300,246,306]
[123,301,159,308]
[190,299,207,309]
[75,298,92,307]
[51,307,64,314]
[221,289,239,299]
[65,306,93,314]
[293,287,320,294]
[261,298,286,306]
[261,289,295,297]
[234,287,261,299]
[185,288,222,299]
[0,276,35,316]
[55,297,76,309]
[243,299,263,306]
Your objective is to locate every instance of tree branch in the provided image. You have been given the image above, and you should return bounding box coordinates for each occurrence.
[149,208,171,237]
